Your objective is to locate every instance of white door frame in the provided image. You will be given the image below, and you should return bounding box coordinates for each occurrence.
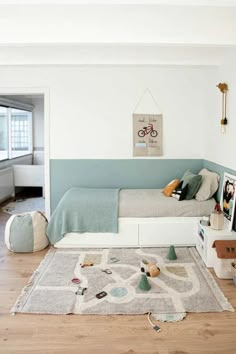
[0,87,50,218]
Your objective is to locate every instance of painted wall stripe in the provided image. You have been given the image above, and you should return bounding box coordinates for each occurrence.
[50,158,236,230]
[50,159,203,211]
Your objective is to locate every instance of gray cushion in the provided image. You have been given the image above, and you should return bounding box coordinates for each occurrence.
[181,170,202,200]
[195,168,220,201]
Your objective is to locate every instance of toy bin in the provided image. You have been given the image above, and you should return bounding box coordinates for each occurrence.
[212,240,236,279]
[232,262,236,285]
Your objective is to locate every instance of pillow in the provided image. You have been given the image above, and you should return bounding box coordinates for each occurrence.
[181,170,202,200]
[172,182,188,201]
[163,179,180,197]
[195,168,220,201]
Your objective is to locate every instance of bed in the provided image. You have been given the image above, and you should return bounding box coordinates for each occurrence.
[52,188,215,248]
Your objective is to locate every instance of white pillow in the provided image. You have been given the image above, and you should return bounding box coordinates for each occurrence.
[195,168,220,201]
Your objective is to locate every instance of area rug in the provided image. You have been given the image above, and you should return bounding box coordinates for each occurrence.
[11,247,234,315]
[2,197,45,214]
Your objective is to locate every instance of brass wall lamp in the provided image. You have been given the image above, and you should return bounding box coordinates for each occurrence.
[217,82,229,134]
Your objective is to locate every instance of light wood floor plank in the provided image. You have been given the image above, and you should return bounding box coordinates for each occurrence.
[0,207,236,354]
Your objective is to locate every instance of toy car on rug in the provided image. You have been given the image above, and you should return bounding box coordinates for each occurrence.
[140,259,160,277]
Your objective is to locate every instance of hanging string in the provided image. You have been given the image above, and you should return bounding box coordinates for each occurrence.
[222,92,225,119]
[224,91,227,118]
[133,88,162,114]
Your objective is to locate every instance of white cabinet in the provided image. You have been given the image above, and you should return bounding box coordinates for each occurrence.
[196,222,236,267]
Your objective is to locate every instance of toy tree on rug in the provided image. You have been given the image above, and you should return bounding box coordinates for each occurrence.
[138,274,151,291]
[167,245,177,260]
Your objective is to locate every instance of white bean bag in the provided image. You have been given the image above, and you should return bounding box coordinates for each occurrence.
[5,211,49,252]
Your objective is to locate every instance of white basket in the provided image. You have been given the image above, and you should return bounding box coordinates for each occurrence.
[212,249,233,279]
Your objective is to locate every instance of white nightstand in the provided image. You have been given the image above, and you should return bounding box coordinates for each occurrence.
[196,222,236,267]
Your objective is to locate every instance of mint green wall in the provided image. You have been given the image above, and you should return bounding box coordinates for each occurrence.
[50,158,236,231]
[50,159,203,211]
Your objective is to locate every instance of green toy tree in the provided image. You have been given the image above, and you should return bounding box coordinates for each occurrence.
[138,274,151,291]
[167,245,177,260]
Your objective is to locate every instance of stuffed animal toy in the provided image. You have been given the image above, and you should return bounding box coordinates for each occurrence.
[171,181,188,201]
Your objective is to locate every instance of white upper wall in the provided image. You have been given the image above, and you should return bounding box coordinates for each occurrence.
[0,65,215,159]
[0,4,236,45]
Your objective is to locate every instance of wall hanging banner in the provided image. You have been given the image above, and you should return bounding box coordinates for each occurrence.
[133,113,163,156]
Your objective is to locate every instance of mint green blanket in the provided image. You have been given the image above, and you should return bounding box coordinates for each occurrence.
[46,188,120,244]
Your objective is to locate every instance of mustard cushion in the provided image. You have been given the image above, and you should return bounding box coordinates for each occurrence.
[163,179,180,197]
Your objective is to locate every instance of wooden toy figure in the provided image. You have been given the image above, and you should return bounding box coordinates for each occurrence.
[167,245,177,260]
[138,274,151,291]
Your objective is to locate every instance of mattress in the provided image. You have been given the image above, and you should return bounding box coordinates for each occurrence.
[119,189,215,218]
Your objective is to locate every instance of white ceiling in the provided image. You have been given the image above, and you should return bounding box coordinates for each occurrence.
[0,1,235,66]
[1,0,236,5]
[1,5,236,46]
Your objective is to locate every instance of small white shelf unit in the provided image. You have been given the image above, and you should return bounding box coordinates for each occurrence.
[196,222,236,267]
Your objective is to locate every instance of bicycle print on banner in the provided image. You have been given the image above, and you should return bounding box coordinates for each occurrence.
[133,113,163,156]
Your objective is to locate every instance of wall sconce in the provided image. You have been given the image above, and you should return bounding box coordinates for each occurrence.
[217,82,228,134]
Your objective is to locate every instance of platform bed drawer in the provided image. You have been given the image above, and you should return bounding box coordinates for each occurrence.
[55,222,139,248]
[139,218,197,246]
[55,217,199,248]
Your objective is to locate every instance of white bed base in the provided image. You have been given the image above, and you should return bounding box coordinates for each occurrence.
[54,216,200,248]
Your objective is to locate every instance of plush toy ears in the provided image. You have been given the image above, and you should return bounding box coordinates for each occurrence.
[172,181,188,201]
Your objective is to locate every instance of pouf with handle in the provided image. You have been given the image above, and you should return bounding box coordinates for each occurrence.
[5,211,49,252]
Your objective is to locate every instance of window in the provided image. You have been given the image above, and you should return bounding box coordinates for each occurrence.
[0,106,8,161]
[0,106,32,161]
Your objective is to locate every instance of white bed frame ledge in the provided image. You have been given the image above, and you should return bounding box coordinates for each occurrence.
[54,217,200,248]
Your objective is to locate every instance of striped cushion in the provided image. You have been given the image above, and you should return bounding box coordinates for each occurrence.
[5,211,49,252]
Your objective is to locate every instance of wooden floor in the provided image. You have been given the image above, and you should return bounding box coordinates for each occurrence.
[0,203,236,354]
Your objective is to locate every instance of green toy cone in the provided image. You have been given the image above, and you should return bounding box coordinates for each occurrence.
[138,274,151,291]
[167,245,177,260]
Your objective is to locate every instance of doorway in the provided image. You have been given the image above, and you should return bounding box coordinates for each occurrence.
[0,88,50,217]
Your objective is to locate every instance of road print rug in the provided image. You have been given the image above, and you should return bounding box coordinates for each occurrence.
[11,247,234,315]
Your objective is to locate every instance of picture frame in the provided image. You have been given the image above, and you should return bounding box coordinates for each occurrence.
[133,113,163,157]
[220,172,236,231]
